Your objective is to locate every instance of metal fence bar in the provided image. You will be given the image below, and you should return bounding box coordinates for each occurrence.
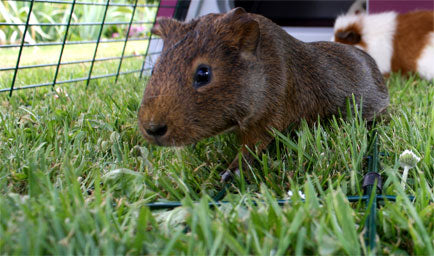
[364,130,379,251]
[0,37,158,49]
[0,21,155,26]
[115,0,138,83]
[5,0,165,8]
[52,0,76,88]
[9,0,35,97]
[0,68,151,93]
[85,0,111,88]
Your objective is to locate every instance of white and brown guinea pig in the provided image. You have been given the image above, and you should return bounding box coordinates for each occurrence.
[333,10,434,80]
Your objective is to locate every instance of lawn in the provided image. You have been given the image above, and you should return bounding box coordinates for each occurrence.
[1,41,149,68]
[0,41,151,91]
[0,71,433,254]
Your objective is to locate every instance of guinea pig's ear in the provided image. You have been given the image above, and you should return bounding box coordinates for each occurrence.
[335,29,361,44]
[151,17,183,40]
[223,8,260,53]
[237,19,260,53]
[226,7,247,17]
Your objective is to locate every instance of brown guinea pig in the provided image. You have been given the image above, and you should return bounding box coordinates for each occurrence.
[138,7,389,182]
[333,10,434,80]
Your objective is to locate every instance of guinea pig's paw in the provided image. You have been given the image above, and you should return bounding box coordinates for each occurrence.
[220,170,233,183]
[220,168,241,183]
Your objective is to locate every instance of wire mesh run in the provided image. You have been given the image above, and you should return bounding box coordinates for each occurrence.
[0,0,187,96]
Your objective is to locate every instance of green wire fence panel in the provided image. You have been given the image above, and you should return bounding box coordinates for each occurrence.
[144,127,419,254]
[0,0,188,96]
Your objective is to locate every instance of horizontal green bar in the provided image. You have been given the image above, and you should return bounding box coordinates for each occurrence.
[145,195,417,210]
[0,52,161,72]
[0,68,152,93]
[0,21,154,26]
[345,195,415,202]
[0,37,159,49]
[146,200,292,210]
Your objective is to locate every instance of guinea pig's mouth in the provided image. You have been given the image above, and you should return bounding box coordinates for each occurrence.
[140,131,170,147]
[138,123,197,147]
[138,125,167,146]
[146,134,196,147]
[150,136,164,146]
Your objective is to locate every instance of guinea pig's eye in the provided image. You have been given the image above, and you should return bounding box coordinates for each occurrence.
[193,64,212,89]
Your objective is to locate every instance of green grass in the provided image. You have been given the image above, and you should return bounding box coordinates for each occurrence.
[1,41,149,68]
[0,41,150,90]
[0,72,433,254]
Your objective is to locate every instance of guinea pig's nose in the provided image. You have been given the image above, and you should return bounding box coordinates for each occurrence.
[145,124,168,137]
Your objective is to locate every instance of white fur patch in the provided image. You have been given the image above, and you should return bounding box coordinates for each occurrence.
[333,14,362,35]
[333,12,398,74]
[347,0,366,15]
[361,12,397,74]
[417,32,434,80]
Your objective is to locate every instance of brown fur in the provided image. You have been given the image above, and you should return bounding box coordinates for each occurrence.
[392,11,434,75]
[334,22,368,49]
[138,8,389,179]
[334,10,434,77]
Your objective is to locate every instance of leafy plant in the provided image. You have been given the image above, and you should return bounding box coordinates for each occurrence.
[0,0,158,43]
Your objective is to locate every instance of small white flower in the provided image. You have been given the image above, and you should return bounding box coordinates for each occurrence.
[399,150,421,190]
[287,190,305,200]
[54,87,69,99]
[399,150,421,169]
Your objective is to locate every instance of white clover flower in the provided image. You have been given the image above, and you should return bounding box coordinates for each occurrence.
[399,150,421,189]
[287,190,305,200]
[54,87,69,99]
[399,150,421,168]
